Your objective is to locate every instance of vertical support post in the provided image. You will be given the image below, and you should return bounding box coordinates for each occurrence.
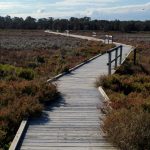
[112,36,113,43]
[108,52,112,75]
[120,45,123,65]
[134,48,137,65]
[115,48,118,68]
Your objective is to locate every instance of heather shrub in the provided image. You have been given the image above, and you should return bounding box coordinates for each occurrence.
[38,83,59,103]
[97,74,150,96]
[0,79,59,148]
[103,108,150,150]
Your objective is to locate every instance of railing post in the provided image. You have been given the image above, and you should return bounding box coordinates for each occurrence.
[134,48,137,65]
[115,48,118,68]
[120,45,123,65]
[108,52,112,75]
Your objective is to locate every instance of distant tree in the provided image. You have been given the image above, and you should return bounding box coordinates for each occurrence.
[24,16,37,29]
[69,17,80,30]
[4,16,12,29]
[0,15,149,32]
[47,17,54,30]
[144,21,150,31]
[0,17,5,29]
[37,18,49,29]
[12,17,24,29]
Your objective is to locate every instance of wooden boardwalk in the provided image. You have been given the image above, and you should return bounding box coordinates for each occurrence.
[19,33,132,150]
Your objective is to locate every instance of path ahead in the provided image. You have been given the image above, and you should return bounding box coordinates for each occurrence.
[19,32,132,150]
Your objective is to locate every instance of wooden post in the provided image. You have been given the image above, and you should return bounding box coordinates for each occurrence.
[120,46,123,65]
[108,52,112,75]
[134,48,137,65]
[115,48,118,68]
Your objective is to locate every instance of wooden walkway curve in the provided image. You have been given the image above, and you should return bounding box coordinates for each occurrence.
[19,32,132,150]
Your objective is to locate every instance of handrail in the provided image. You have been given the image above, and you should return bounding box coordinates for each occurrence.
[107,45,123,75]
[107,45,122,53]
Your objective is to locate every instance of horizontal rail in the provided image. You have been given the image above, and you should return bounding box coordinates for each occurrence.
[107,54,121,65]
[107,45,122,53]
[107,45,123,75]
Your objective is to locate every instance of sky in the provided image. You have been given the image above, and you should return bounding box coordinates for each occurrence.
[0,0,150,20]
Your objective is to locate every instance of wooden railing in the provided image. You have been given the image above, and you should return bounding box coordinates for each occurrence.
[107,45,123,75]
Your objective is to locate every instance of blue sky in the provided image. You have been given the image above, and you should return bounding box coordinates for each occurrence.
[0,0,150,20]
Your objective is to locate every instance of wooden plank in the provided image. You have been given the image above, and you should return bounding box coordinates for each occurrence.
[9,120,28,150]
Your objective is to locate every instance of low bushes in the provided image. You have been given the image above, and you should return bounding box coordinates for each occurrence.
[18,69,35,80]
[0,64,35,80]
[103,108,150,150]
[0,79,59,149]
[96,48,150,150]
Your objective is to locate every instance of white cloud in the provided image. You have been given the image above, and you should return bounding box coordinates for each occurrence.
[0,2,22,9]
[49,0,118,7]
[37,9,45,14]
[0,1,149,20]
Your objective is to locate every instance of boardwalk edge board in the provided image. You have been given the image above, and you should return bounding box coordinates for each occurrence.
[121,46,135,65]
[9,119,28,150]
[98,87,110,102]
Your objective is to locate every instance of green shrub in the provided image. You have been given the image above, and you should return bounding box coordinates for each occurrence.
[18,69,35,80]
[0,64,17,79]
[0,64,35,81]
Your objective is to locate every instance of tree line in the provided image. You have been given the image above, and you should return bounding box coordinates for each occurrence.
[0,16,150,32]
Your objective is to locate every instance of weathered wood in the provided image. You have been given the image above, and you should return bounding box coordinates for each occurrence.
[9,120,28,150]
[107,45,123,75]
